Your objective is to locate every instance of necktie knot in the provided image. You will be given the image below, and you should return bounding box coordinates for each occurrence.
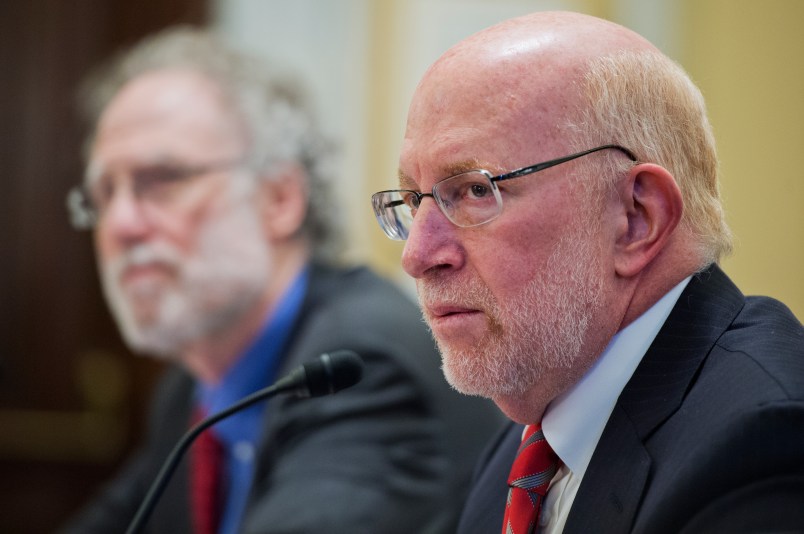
[502,424,558,534]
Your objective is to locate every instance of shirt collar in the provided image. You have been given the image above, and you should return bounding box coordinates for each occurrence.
[196,265,310,445]
[542,276,690,477]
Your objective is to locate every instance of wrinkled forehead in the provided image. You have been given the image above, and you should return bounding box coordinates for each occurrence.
[401,45,585,187]
[87,69,247,182]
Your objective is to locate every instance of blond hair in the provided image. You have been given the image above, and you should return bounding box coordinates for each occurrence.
[567,50,732,266]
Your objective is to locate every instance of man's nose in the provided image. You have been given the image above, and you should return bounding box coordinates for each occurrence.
[98,181,152,244]
[401,197,464,279]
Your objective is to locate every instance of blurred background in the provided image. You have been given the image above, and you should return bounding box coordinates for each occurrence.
[1,0,801,531]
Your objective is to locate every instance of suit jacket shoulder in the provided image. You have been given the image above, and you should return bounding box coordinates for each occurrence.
[457,266,804,534]
[567,265,804,533]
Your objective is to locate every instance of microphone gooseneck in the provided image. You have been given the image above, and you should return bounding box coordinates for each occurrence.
[125,350,363,534]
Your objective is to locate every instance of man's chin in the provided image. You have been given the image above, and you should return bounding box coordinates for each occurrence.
[441,352,497,398]
[113,283,170,321]
[440,343,540,399]
[123,307,162,331]
[122,327,182,359]
[112,305,181,358]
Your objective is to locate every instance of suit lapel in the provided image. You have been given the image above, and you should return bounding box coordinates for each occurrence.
[563,405,651,533]
[565,265,745,533]
[457,423,524,533]
[618,265,744,438]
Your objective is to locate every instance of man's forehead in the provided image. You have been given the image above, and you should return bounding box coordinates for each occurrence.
[400,78,574,192]
[96,70,244,146]
[87,70,247,183]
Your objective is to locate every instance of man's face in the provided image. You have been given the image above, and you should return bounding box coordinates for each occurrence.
[90,69,272,357]
[399,59,614,412]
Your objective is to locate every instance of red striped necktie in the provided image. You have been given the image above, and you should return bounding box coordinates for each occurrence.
[501,424,558,534]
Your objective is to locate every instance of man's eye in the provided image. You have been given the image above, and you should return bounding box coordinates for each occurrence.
[468,183,490,198]
[402,192,420,209]
[91,178,115,207]
[136,167,187,186]
[454,180,491,201]
[133,167,192,199]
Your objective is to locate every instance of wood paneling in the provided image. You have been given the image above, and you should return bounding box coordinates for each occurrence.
[0,1,207,531]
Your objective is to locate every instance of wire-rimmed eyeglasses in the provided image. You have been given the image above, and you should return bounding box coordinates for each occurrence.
[371,144,637,241]
[66,158,246,230]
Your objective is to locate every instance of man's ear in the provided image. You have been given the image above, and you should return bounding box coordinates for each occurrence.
[256,164,308,242]
[613,163,683,278]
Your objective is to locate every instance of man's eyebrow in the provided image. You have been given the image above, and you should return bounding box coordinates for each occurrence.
[84,154,183,185]
[397,158,491,190]
[398,169,417,190]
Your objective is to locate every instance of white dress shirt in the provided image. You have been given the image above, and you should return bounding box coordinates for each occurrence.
[539,276,691,533]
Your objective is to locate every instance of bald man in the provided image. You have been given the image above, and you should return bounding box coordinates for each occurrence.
[371,11,804,533]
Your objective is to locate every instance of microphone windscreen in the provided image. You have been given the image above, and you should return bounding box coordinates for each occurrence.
[303,350,364,397]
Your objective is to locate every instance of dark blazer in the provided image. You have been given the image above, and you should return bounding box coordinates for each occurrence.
[458,265,804,533]
[63,264,505,534]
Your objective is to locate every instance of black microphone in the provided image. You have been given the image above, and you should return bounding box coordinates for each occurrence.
[125,350,363,534]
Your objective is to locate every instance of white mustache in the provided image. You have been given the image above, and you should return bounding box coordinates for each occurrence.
[417,276,495,312]
[106,242,182,282]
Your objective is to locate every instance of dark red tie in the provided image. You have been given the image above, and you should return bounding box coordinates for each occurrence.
[501,424,558,534]
[190,409,224,534]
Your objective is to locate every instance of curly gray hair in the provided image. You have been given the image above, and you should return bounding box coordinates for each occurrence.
[79,25,343,261]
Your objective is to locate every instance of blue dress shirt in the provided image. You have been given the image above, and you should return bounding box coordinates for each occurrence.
[196,267,309,534]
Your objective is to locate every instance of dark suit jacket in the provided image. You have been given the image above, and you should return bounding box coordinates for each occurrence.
[458,265,804,533]
[63,264,505,534]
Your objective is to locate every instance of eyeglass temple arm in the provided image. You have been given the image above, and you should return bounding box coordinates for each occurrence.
[493,144,637,183]
[380,191,436,209]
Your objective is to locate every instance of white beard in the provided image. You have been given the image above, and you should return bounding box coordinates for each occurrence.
[417,228,604,399]
[100,195,271,358]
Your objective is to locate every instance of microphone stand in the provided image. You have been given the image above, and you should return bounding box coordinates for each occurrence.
[124,350,361,534]
[126,379,294,534]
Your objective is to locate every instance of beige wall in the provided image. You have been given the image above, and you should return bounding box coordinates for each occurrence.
[214,1,803,318]
[362,0,804,318]
[680,0,804,317]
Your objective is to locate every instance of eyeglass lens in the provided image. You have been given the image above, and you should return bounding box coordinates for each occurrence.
[372,171,501,240]
[67,159,244,230]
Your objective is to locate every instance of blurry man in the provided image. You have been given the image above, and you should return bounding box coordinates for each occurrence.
[372,11,804,533]
[63,26,502,534]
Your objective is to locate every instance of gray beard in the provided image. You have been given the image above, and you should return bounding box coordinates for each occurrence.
[100,197,271,358]
[418,232,603,399]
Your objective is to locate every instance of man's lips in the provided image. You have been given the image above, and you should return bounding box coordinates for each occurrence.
[426,304,481,318]
[424,305,487,343]
[119,263,172,286]
[425,304,486,326]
